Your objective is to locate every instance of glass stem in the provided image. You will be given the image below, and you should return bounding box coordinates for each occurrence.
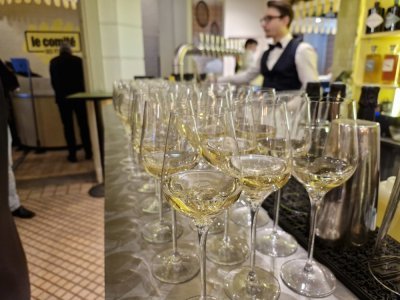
[156,179,164,222]
[197,225,209,299]
[223,210,230,244]
[171,209,178,255]
[246,204,261,296]
[249,205,260,273]
[127,135,134,162]
[305,196,323,272]
[272,189,282,234]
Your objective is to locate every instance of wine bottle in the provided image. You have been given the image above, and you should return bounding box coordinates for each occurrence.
[384,0,400,31]
[306,81,322,100]
[325,0,337,18]
[328,82,346,120]
[312,0,318,17]
[364,46,382,84]
[366,1,385,34]
[358,86,380,121]
[320,0,326,17]
[381,45,399,84]
[329,82,346,99]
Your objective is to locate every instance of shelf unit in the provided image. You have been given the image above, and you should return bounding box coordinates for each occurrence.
[360,32,400,39]
[354,82,399,89]
[352,0,400,103]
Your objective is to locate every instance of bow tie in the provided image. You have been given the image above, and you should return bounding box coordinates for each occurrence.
[268,42,282,50]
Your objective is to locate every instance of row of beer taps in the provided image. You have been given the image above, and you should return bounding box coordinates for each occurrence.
[173,33,245,78]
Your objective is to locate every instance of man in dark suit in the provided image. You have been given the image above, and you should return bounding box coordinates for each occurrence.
[50,43,92,162]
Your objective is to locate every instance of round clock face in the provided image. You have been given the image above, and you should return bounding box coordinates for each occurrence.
[195,1,209,28]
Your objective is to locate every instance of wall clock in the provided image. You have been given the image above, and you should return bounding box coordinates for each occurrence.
[195,1,209,28]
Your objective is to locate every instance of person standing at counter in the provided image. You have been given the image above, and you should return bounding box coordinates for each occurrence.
[50,43,92,163]
[0,59,35,218]
[218,0,319,90]
[236,38,258,73]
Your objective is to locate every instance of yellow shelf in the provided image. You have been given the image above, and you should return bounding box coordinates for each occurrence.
[354,82,399,89]
[361,32,400,40]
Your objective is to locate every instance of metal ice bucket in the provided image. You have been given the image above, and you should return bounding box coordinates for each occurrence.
[317,120,380,246]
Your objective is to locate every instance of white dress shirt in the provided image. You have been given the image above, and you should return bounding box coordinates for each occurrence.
[218,34,319,89]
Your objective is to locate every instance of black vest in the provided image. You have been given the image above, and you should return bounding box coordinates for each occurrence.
[261,38,302,91]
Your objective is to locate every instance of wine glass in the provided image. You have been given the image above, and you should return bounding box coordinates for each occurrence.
[369,169,400,296]
[192,106,249,266]
[230,88,276,228]
[128,82,159,212]
[140,90,183,243]
[112,79,141,176]
[224,100,291,300]
[187,85,232,235]
[162,109,242,299]
[280,99,359,297]
[255,93,305,257]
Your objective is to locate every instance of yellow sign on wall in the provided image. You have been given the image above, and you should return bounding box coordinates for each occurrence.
[25,31,81,53]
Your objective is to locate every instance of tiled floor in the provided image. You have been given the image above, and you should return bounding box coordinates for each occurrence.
[13,149,105,300]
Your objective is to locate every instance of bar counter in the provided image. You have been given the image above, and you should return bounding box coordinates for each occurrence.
[103,103,357,299]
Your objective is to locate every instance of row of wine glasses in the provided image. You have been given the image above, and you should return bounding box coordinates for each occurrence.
[113,79,360,299]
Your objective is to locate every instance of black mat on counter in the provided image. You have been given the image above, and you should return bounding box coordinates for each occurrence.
[262,178,400,300]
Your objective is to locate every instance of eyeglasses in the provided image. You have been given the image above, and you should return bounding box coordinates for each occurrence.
[260,15,283,23]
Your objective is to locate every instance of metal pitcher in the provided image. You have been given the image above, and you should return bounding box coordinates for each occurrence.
[316,120,380,246]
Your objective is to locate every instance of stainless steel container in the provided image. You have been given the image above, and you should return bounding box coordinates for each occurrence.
[317,120,380,246]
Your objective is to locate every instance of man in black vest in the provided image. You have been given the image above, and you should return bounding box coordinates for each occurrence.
[50,43,92,162]
[218,0,318,91]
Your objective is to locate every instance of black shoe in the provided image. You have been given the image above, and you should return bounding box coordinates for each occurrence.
[12,206,35,219]
[67,154,78,163]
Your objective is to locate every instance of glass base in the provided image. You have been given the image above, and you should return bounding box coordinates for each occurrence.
[230,206,270,228]
[256,228,297,257]
[142,220,183,244]
[122,166,147,179]
[206,235,249,266]
[138,179,155,193]
[368,255,400,296]
[280,259,336,297]
[224,266,280,300]
[187,296,216,300]
[142,195,170,214]
[151,245,199,284]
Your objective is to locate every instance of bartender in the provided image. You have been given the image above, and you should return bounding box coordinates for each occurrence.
[218,0,318,91]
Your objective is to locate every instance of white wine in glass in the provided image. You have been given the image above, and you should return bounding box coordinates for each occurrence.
[163,110,242,299]
[280,99,359,298]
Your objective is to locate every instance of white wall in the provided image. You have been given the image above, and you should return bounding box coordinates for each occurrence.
[141,0,160,77]
[224,0,266,39]
[223,0,268,75]
[80,0,145,91]
[158,0,191,78]
[0,4,80,78]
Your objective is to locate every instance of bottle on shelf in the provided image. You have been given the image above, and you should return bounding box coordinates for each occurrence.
[384,0,400,31]
[358,86,380,121]
[319,0,326,17]
[364,45,382,84]
[325,0,337,18]
[305,81,322,100]
[311,0,318,17]
[329,82,346,99]
[381,45,399,85]
[366,1,386,34]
